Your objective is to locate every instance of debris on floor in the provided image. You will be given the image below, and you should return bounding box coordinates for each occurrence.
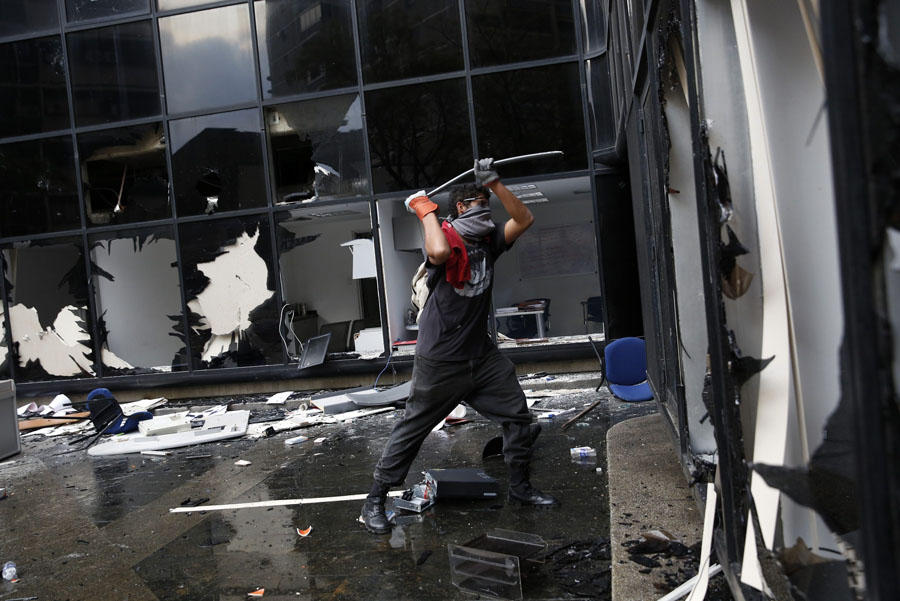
[541,538,612,599]
[296,526,312,537]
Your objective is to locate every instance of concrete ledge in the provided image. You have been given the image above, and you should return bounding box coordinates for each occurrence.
[608,412,703,600]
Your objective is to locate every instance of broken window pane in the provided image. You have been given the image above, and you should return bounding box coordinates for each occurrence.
[159,5,257,115]
[366,79,471,193]
[0,0,59,40]
[275,202,380,358]
[265,94,368,204]
[67,20,160,127]
[170,108,267,217]
[465,0,577,68]
[256,0,357,98]
[88,227,187,374]
[0,135,81,238]
[491,175,604,340]
[179,215,282,368]
[0,35,69,138]
[77,122,171,227]
[2,237,97,382]
[473,63,586,178]
[356,0,463,84]
[65,0,148,23]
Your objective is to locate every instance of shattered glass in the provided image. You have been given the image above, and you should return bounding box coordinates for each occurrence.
[0,136,81,238]
[473,63,586,177]
[255,0,357,98]
[0,35,69,138]
[170,108,267,217]
[158,5,256,115]
[275,203,380,357]
[265,94,368,204]
[179,215,282,368]
[356,0,463,84]
[77,122,171,227]
[66,20,160,127]
[88,227,187,374]
[1,237,97,381]
[0,0,59,39]
[65,0,148,23]
[465,0,577,68]
[366,79,471,193]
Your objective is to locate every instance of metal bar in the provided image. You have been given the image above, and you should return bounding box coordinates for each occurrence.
[170,490,406,513]
[426,151,564,197]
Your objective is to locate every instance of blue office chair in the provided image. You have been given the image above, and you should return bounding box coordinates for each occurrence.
[603,337,653,402]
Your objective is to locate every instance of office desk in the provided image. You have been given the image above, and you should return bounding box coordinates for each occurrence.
[495,308,547,338]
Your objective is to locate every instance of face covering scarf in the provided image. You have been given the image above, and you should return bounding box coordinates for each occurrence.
[449,205,495,240]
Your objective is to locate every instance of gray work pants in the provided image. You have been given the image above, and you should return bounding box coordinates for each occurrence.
[373,345,532,488]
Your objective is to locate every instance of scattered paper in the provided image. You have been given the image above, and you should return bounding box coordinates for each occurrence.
[284,435,308,445]
[234,460,252,466]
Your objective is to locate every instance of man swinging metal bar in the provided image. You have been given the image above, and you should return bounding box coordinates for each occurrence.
[361,152,563,534]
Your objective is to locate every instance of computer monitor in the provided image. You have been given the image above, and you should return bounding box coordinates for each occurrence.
[299,332,331,369]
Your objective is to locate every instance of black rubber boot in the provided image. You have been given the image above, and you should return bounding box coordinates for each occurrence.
[508,482,560,506]
[508,466,559,506]
[360,482,391,534]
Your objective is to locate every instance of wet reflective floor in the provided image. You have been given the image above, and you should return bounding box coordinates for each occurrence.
[0,381,656,601]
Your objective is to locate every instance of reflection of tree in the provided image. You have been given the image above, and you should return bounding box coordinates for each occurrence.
[366,81,470,191]
[473,65,584,177]
[464,0,574,68]
[362,1,463,83]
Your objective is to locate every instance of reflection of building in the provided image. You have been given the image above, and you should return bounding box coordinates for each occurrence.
[0,3,898,598]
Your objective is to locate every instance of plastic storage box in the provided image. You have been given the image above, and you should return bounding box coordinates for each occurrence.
[448,529,547,600]
[0,380,20,461]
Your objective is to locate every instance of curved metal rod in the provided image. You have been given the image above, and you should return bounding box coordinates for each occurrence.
[426,150,564,197]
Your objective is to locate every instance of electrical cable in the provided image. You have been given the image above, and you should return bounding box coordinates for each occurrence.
[373,342,394,390]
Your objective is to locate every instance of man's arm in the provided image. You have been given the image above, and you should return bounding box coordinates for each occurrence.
[490,180,534,244]
[406,191,450,265]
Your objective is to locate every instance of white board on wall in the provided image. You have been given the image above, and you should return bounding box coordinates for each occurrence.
[515,223,597,279]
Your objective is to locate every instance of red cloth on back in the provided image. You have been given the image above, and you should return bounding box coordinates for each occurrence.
[441,221,469,289]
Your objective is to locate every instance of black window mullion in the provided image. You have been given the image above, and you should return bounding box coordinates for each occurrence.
[248,0,287,365]
[151,1,195,375]
[54,0,106,379]
[349,0,390,354]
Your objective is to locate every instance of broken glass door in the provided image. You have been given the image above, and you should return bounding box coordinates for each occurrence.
[88,226,187,374]
[1,237,97,381]
[275,201,380,358]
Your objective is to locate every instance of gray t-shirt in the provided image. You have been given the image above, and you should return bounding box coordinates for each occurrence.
[415,222,508,360]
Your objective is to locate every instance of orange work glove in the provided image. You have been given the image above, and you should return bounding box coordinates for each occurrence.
[405,190,438,221]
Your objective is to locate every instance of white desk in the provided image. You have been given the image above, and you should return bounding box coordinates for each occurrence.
[495,308,547,338]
